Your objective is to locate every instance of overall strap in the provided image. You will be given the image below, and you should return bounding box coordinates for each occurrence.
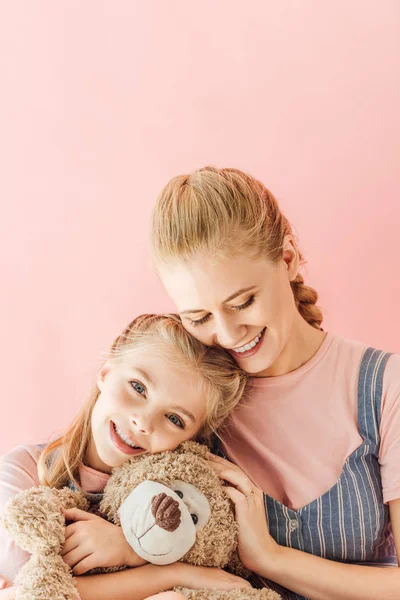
[357,348,392,446]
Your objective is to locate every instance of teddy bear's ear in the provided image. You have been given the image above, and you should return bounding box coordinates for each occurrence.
[175,441,209,458]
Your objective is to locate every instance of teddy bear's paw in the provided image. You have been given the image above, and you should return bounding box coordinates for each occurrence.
[2,486,67,554]
[174,587,281,600]
[54,488,90,512]
[15,555,79,600]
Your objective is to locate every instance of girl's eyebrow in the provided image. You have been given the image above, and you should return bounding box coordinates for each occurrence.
[179,286,256,316]
[132,367,154,387]
[170,405,196,423]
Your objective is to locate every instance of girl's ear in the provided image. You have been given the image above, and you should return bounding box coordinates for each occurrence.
[97,361,111,390]
[282,235,300,281]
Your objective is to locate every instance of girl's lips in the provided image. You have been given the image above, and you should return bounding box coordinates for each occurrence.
[229,328,266,359]
[109,421,145,456]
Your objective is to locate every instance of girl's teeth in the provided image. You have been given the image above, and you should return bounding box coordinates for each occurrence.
[115,425,140,449]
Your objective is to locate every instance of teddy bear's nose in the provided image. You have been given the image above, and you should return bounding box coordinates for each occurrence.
[151,492,181,532]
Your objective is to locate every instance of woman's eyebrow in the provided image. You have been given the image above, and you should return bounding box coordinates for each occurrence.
[179,286,256,315]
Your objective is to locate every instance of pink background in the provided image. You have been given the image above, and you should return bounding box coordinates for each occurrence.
[0,1,399,453]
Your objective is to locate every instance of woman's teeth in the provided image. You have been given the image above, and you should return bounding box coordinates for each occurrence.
[114,424,141,449]
[234,329,264,353]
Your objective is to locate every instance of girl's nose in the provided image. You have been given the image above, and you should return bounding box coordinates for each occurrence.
[130,412,154,435]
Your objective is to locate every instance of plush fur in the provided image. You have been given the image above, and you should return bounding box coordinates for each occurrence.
[2,441,280,600]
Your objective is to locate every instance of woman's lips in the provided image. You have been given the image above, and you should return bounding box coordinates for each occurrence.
[109,421,145,456]
[229,328,266,359]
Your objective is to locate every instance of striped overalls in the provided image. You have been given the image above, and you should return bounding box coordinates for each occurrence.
[216,347,397,600]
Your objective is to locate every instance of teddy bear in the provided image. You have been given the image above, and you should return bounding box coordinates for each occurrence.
[2,441,281,600]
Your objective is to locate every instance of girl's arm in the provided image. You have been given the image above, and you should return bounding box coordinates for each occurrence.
[0,446,41,581]
[209,454,400,600]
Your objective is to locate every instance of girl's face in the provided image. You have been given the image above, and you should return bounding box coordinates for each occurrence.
[88,342,207,473]
[158,242,315,378]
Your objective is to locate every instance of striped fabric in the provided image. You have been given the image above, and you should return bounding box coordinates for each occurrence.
[215,348,397,600]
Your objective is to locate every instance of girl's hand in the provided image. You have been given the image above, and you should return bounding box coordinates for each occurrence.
[208,453,280,574]
[62,507,147,574]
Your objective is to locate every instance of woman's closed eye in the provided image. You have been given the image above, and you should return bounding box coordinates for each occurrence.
[130,380,147,396]
[190,295,255,327]
[232,294,255,311]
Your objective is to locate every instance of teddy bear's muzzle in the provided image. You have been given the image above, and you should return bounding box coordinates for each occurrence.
[118,480,210,565]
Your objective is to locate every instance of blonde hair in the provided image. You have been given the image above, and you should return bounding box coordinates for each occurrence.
[38,313,247,489]
[152,166,323,329]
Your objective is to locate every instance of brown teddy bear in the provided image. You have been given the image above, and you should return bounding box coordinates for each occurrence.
[2,441,280,600]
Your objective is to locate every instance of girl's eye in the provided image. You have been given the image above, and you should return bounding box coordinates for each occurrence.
[233,295,255,311]
[130,381,146,396]
[167,414,185,429]
[190,313,211,327]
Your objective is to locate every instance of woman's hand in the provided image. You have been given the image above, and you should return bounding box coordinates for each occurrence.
[208,453,280,575]
[62,507,147,574]
[173,562,252,591]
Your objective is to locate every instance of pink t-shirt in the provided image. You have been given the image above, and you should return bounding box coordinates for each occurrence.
[221,333,400,510]
[0,444,110,582]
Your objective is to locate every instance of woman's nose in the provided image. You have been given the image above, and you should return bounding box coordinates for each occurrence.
[214,316,246,349]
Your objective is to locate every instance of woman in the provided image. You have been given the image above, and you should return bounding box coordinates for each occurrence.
[151,166,400,599]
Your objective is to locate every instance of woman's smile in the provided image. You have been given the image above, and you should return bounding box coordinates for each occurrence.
[229,327,266,358]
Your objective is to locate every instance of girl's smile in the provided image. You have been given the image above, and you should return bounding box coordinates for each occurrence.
[109,421,145,456]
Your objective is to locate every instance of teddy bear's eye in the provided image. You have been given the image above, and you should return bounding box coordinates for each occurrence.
[175,490,183,499]
[191,514,198,525]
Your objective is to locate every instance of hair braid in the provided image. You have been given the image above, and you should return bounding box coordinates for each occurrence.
[290,273,323,329]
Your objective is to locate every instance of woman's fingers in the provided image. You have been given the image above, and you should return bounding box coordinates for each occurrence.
[213,466,254,497]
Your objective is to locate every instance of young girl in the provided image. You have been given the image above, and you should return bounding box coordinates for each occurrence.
[0,313,251,600]
[151,166,400,600]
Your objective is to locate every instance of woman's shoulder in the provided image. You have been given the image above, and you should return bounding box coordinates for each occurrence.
[382,351,400,397]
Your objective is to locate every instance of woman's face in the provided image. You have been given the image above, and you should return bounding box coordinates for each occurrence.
[88,341,207,473]
[158,244,304,378]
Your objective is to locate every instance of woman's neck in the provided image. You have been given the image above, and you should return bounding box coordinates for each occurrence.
[257,316,327,378]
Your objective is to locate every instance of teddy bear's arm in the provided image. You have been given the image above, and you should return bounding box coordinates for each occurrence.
[2,485,89,555]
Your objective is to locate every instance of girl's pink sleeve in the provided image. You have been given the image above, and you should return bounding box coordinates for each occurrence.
[0,445,41,582]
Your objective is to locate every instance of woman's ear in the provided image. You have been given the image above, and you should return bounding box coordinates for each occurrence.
[282,235,300,281]
[97,361,111,391]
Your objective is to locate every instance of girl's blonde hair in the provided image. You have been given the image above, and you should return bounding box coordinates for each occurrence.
[38,313,247,489]
[152,166,323,329]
